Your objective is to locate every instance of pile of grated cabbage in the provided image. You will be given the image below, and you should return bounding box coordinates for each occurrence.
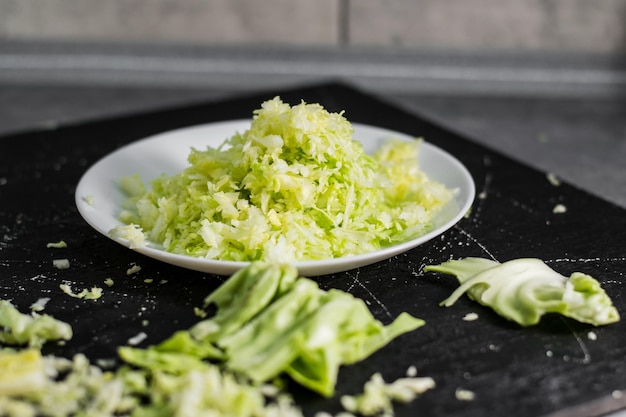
[117,97,453,263]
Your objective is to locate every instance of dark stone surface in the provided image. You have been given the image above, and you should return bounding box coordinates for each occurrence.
[1,82,625,416]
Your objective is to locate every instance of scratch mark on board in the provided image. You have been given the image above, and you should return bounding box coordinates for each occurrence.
[561,318,592,365]
[346,268,393,320]
[454,226,498,261]
[547,257,626,264]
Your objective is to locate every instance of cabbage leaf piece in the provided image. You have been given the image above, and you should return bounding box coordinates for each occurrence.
[0,300,73,347]
[424,257,620,327]
[208,264,424,397]
[118,346,210,374]
[191,262,298,342]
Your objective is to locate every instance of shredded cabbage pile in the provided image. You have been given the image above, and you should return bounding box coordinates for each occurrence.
[117,97,453,262]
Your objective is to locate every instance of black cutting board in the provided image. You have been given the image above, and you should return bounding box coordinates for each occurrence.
[1,82,625,417]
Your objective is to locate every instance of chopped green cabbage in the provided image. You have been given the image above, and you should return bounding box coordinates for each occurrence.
[117,97,453,262]
[0,352,145,417]
[0,349,47,396]
[123,262,425,397]
[192,262,299,341]
[0,348,305,417]
[340,372,436,416]
[46,241,67,249]
[425,257,620,326]
[109,224,146,249]
[59,284,103,301]
[0,300,72,348]
[0,262,426,416]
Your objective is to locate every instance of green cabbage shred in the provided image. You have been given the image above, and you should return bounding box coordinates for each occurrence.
[0,300,72,348]
[116,97,453,262]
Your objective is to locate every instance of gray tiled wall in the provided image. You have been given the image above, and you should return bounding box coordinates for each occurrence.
[0,0,341,45]
[1,0,625,53]
[350,0,626,53]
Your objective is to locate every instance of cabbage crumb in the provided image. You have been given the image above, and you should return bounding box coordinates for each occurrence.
[46,241,67,249]
[126,263,141,275]
[29,298,50,313]
[59,284,103,301]
[455,387,476,401]
[340,372,435,416]
[462,312,479,321]
[116,97,453,263]
[52,259,70,270]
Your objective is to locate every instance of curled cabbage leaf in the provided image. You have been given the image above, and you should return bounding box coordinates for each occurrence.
[425,257,620,327]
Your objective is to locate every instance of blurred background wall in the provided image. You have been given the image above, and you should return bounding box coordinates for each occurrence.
[1,0,626,99]
[1,0,625,53]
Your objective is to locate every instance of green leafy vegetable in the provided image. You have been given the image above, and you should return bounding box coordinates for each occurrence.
[424,257,620,326]
[116,97,453,262]
[118,346,209,374]
[125,262,425,397]
[0,300,72,348]
[191,262,298,341]
[0,262,429,415]
[152,330,223,360]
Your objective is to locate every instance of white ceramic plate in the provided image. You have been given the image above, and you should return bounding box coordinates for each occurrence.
[75,120,475,276]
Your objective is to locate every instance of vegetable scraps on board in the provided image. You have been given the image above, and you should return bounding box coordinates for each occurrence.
[0,262,432,417]
[112,97,453,263]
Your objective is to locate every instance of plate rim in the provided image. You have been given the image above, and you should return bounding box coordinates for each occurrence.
[75,119,475,276]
